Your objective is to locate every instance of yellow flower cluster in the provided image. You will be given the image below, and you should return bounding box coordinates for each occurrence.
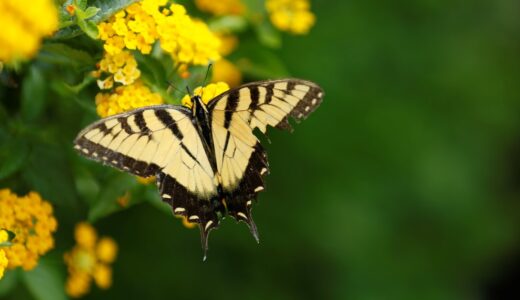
[0,230,9,279]
[195,0,246,16]
[265,0,315,34]
[0,0,58,62]
[156,5,221,65]
[181,82,230,108]
[64,223,118,298]
[98,0,221,65]
[0,189,57,271]
[95,81,163,118]
[95,50,141,89]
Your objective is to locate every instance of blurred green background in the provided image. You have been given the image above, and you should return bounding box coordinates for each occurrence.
[2,0,520,299]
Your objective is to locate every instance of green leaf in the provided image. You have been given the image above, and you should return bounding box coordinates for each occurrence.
[6,229,15,240]
[82,7,101,20]
[209,15,248,33]
[63,75,96,94]
[54,0,138,39]
[77,19,99,40]
[0,139,29,180]
[88,173,138,222]
[134,53,168,90]
[21,66,46,121]
[22,144,79,208]
[89,0,139,23]
[39,43,95,67]
[134,53,177,103]
[76,0,88,10]
[0,269,18,298]
[23,259,67,300]
[234,41,290,78]
[255,20,282,48]
[74,170,101,204]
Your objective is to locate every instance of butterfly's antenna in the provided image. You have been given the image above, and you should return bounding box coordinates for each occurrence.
[202,63,213,87]
[186,85,193,97]
[166,80,183,94]
[200,63,213,101]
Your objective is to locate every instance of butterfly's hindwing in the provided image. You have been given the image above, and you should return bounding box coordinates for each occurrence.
[157,172,222,232]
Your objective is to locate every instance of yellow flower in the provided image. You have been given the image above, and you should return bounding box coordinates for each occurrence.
[95,80,163,118]
[97,0,221,66]
[0,231,8,243]
[0,250,7,280]
[195,0,246,16]
[66,4,76,16]
[65,271,91,298]
[181,82,230,108]
[265,0,315,34]
[0,230,9,280]
[75,222,97,250]
[212,59,242,88]
[64,223,118,298]
[0,0,58,62]
[0,189,57,271]
[93,264,112,289]
[97,50,141,88]
[97,238,118,264]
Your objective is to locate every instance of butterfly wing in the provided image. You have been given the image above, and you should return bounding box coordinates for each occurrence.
[74,105,221,227]
[208,79,324,231]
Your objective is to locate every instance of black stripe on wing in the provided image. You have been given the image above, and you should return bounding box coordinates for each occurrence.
[272,80,324,131]
[224,143,269,241]
[73,105,191,177]
[208,78,324,132]
[75,136,161,177]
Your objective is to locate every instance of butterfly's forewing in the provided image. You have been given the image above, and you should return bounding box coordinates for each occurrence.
[74,105,220,228]
[208,79,324,232]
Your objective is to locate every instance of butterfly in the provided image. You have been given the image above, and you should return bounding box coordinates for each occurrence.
[74,79,323,257]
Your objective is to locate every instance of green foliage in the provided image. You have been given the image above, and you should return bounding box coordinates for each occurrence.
[0,271,18,298]
[39,43,95,68]
[23,259,67,300]
[22,259,68,300]
[21,66,46,121]
[208,16,248,33]
[255,20,282,48]
[0,140,29,181]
